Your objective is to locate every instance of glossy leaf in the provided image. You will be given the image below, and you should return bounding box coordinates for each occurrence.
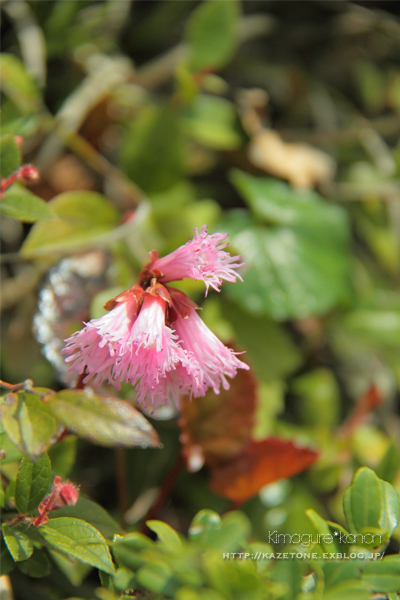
[15,453,51,514]
[0,132,21,178]
[343,467,400,536]
[51,497,122,540]
[209,438,319,503]
[188,510,221,546]
[2,523,33,562]
[186,0,240,72]
[0,392,61,459]
[1,184,55,222]
[47,390,160,448]
[40,517,115,575]
[221,171,350,319]
[20,191,120,257]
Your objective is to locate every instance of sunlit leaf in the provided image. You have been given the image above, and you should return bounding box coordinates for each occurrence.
[1,184,55,222]
[220,171,350,319]
[47,390,160,448]
[0,392,61,459]
[40,517,115,575]
[51,497,122,540]
[2,523,33,562]
[20,191,120,257]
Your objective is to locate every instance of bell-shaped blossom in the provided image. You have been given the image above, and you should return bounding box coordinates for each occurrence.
[173,305,249,397]
[147,225,243,295]
[62,286,143,388]
[113,287,198,406]
[63,226,248,409]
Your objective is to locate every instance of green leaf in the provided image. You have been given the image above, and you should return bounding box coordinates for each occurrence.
[379,478,400,537]
[0,54,41,113]
[188,510,221,546]
[121,104,184,195]
[343,467,400,537]
[40,517,115,575]
[0,431,23,464]
[17,548,52,578]
[375,439,400,484]
[222,172,350,319]
[112,532,154,571]
[192,511,251,553]
[48,549,93,586]
[136,561,178,596]
[2,523,33,562]
[186,0,240,72]
[306,509,340,554]
[0,132,21,178]
[47,390,160,448]
[0,544,15,575]
[183,95,242,150]
[146,521,182,550]
[47,435,77,479]
[322,579,371,600]
[1,184,55,222]
[51,497,123,540]
[362,555,400,592]
[343,468,382,533]
[292,368,340,428]
[20,191,120,258]
[15,453,51,514]
[223,301,302,382]
[0,392,61,459]
[323,560,367,589]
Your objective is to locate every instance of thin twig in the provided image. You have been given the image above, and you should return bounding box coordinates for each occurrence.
[140,452,185,535]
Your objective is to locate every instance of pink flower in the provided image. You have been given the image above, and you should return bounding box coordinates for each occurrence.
[143,225,244,295]
[62,286,143,388]
[170,289,249,397]
[63,226,247,409]
[113,286,197,406]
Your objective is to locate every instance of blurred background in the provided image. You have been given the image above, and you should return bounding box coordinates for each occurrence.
[1,1,400,598]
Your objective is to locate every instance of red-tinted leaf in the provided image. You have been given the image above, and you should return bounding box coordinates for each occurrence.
[179,366,257,470]
[209,438,319,503]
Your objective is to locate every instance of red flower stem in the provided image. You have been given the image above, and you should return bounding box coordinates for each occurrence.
[75,370,87,390]
[140,452,186,535]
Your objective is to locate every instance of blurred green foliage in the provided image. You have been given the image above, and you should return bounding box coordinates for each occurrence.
[1,1,400,599]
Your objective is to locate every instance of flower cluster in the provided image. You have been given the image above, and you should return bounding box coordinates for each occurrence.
[63,226,248,408]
